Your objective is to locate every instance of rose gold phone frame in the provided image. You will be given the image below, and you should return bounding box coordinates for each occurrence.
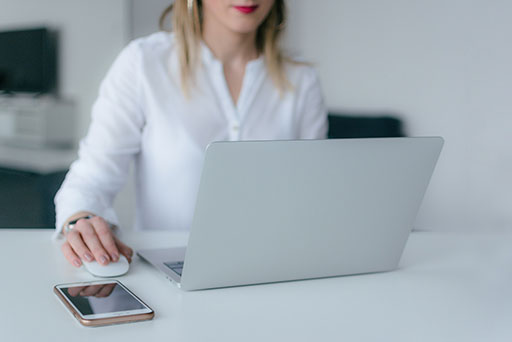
[54,281,154,327]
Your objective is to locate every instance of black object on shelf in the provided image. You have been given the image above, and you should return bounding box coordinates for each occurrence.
[328,112,405,139]
[0,27,58,94]
[0,167,66,228]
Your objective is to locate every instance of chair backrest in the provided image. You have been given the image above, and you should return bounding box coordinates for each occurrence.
[328,113,405,139]
[0,167,66,228]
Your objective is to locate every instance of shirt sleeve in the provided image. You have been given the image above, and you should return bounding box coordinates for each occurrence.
[296,67,328,139]
[53,41,145,239]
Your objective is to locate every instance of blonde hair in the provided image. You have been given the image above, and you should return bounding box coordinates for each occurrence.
[160,0,291,95]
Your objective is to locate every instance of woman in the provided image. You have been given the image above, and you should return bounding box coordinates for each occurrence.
[55,0,327,268]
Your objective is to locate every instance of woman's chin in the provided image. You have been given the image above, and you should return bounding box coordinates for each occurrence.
[226,21,262,35]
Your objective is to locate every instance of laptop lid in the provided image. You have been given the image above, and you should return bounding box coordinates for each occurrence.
[180,137,443,290]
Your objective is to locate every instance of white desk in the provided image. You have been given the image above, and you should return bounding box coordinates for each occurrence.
[1,229,511,342]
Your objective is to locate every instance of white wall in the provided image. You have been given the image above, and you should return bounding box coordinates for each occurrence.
[129,0,171,39]
[287,0,512,231]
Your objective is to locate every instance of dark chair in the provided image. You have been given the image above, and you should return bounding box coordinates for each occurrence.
[0,167,67,228]
[328,112,405,139]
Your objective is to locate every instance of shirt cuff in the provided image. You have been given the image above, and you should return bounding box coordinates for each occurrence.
[53,201,120,240]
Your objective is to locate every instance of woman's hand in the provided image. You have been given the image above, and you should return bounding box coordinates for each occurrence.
[61,215,133,268]
[67,283,116,298]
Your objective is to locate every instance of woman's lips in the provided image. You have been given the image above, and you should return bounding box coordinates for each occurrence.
[233,5,259,14]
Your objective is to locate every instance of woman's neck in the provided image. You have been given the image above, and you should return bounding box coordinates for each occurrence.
[202,14,259,66]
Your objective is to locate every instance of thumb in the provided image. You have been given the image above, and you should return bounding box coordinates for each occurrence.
[114,236,134,263]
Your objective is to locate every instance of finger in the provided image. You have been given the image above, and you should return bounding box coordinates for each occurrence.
[76,220,110,265]
[114,236,134,263]
[80,285,103,297]
[96,283,116,298]
[90,216,120,262]
[61,241,82,268]
[67,229,94,263]
[67,286,86,297]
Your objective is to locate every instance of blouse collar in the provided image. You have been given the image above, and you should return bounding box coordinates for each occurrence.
[200,40,264,71]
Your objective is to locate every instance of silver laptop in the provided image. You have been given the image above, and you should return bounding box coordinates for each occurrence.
[137,137,443,291]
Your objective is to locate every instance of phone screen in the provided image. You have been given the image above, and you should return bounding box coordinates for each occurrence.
[59,282,145,316]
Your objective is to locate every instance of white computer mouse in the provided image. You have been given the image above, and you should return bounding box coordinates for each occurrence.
[82,255,130,277]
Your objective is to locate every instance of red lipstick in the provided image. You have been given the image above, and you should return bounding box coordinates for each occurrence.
[233,5,259,14]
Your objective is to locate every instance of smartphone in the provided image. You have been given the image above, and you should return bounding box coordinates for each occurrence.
[54,280,154,327]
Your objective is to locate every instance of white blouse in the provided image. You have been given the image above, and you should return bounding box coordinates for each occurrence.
[54,32,328,237]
